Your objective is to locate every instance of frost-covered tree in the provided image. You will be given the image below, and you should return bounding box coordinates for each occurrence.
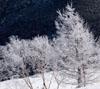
[28,36,54,72]
[1,35,54,82]
[54,4,99,88]
[28,36,54,89]
[1,36,33,78]
[95,39,100,69]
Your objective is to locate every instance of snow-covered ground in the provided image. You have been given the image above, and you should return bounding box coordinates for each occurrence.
[0,72,100,89]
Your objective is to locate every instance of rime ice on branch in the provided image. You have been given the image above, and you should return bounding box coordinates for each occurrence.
[53,4,99,88]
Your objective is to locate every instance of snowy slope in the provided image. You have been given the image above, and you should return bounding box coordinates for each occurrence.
[0,72,100,89]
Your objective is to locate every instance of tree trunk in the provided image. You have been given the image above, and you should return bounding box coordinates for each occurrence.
[83,64,86,87]
[77,65,86,88]
[77,67,82,88]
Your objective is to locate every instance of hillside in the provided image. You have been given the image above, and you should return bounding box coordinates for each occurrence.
[0,0,100,44]
[0,72,100,89]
